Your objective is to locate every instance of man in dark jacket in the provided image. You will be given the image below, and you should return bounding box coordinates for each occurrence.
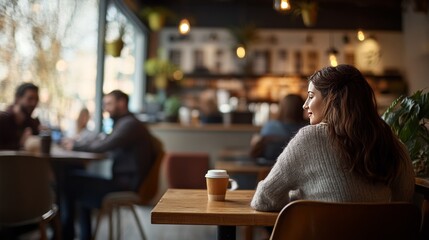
[62,90,155,240]
[0,83,40,150]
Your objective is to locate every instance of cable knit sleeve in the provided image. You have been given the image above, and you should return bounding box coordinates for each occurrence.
[250,126,310,211]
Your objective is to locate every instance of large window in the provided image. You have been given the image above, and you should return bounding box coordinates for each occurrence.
[0,0,145,136]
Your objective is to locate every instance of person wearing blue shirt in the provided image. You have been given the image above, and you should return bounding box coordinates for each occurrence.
[254,94,307,161]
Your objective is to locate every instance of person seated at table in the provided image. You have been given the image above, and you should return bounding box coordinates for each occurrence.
[250,94,307,162]
[71,107,97,145]
[199,91,223,124]
[251,64,414,212]
[0,83,40,150]
[62,90,157,240]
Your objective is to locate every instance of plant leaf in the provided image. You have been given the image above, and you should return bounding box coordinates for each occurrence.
[382,95,403,121]
[383,89,429,173]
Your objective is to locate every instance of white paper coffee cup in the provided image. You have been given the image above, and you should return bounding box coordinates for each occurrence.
[205,170,238,201]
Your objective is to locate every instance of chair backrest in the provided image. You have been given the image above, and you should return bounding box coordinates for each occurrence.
[138,134,165,205]
[415,178,429,239]
[164,152,210,189]
[0,152,54,226]
[270,200,421,240]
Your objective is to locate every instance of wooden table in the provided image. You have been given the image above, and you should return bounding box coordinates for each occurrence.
[215,160,272,182]
[48,144,106,164]
[0,148,105,164]
[151,189,278,240]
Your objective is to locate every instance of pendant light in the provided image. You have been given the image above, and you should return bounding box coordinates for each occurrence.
[328,49,339,67]
[357,29,365,41]
[273,0,291,13]
[236,45,246,58]
[178,18,191,35]
[327,34,339,67]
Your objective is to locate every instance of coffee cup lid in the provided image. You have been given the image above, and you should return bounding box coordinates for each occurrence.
[205,169,229,178]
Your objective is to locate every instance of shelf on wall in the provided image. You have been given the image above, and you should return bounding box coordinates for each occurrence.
[183,72,404,80]
[184,73,307,79]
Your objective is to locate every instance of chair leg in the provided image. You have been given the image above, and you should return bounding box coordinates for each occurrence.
[116,206,121,240]
[108,206,113,240]
[39,222,48,240]
[243,226,253,240]
[128,205,147,240]
[52,213,62,240]
[92,207,105,240]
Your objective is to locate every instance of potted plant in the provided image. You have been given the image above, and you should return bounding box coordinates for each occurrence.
[164,95,182,122]
[145,57,181,102]
[139,6,175,31]
[230,24,259,48]
[294,1,318,27]
[382,90,429,176]
[105,23,125,57]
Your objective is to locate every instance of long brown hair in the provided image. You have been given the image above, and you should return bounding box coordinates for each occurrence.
[309,64,409,185]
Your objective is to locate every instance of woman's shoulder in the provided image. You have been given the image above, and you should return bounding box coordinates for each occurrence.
[294,123,328,140]
[299,123,327,133]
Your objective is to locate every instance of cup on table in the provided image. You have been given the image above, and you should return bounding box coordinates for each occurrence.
[39,133,52,155]
[205,169,238,201]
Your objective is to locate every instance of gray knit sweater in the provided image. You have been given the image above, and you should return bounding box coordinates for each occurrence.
[251,124,415,212]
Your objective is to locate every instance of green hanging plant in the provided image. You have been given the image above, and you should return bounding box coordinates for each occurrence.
[382,90,429,176]
[293,1,318,27]
[144,58,181,89]
[105,23,125,57]
[229,24,259,47]
[139,6,175,31]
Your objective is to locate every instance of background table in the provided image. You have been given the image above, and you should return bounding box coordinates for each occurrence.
[215,160,272,182]
[151,189,278,240]
[49,145,106,165]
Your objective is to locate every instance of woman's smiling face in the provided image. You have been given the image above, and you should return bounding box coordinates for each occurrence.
[303,82,326,125]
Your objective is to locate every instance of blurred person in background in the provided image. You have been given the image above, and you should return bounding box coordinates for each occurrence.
[0,83,40,150]
[0,105,32,150]
[62,90,157,240]
[250,94,307,162]
[71,107,97,145]
[199,90,223,124]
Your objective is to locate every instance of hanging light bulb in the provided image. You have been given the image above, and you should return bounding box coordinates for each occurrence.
[327,47,339,67]
[236,45,246,58]
[273,0,291,12]
[178,18,191,35]
[328,51,338,67]
[357,29,365,41]
[327,33,339,67]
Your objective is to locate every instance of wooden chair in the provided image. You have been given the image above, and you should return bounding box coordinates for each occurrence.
[415,177,429,239]
[92,135,165,240]
[270,200,421,240]
[0,152,61,240]
[164,152,210,189]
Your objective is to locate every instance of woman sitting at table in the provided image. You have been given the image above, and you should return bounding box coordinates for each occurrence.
[72,107,97,144]
[251,64,414,211]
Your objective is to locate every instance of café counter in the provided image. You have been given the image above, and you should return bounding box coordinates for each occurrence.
[148,123,260,165]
